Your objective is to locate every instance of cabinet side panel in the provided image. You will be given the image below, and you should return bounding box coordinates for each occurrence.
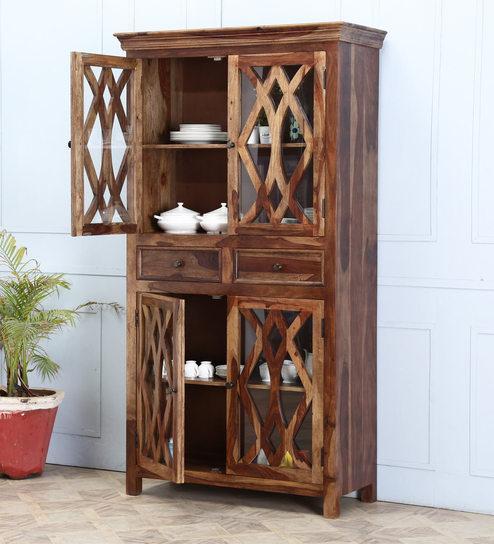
[336,42,379,496]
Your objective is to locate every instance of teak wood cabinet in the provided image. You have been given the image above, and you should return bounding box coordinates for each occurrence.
[70,22,386,518]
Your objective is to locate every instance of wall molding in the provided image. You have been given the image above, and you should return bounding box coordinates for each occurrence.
[377,0,442,243]
[377,322,435,471]
[469,326,494,478]
[52,308,102,439]
[470,0,493,244]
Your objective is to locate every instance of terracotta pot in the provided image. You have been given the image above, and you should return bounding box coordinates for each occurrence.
[0,389,64,479]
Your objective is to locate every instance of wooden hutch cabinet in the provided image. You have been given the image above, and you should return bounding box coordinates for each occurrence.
[70,22,386,518]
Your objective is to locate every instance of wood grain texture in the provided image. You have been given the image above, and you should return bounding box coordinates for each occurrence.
[126,234,141,495]
[115,22,386,57]
[137,293,185,483]
[226,296,324,485]
[332,42,379,505]
[230,52,324,235]
[71,53,141,236]
[137,247,221,282]
[234,249,324,285]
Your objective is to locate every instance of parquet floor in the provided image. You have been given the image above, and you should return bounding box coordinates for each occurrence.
[0,465,493,544]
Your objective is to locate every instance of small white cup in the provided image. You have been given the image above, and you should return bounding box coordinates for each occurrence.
[259,362,270,383]
[281,360,298,383]
[198,361,214,379]
[184,360,199,378]
[259,125,271,144]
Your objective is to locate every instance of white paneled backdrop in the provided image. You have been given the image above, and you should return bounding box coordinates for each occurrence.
[0,0,493,515]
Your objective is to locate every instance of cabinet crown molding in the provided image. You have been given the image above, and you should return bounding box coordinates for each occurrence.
[115,21,387,56]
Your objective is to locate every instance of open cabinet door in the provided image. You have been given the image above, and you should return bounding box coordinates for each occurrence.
[71,53,142,236]
[137,293,185,483]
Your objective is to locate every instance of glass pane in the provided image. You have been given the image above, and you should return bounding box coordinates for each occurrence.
[82,65,132,226]
[237,307,314,470]
[238,61,315,227]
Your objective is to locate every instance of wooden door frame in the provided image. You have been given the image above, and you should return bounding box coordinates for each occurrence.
[226,295,324,484]
[136,292,185,483]
[71,52,142,236]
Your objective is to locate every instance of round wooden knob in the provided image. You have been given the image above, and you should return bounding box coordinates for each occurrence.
[272,263,284,272]
[173,259,184,268]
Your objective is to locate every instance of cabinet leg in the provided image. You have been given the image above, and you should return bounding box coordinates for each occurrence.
[322,481,340,518]
[358,482,377,503]
[126,469,142,496]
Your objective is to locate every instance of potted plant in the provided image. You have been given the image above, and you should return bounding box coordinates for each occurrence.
[0,231,119,479]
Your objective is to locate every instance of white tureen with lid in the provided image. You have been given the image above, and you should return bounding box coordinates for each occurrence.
[154,202,200,234]
[197,203,228,234]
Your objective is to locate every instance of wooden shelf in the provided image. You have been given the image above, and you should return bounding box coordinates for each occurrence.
[247,380,304,393]
[143,143,227,149]
[247,143,306,148]
[185,377,227,387]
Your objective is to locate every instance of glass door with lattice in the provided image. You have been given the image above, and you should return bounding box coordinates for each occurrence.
[71,53,142,236]
[137,293,185,483]
[226,297,324,484]
[228,52,326,236]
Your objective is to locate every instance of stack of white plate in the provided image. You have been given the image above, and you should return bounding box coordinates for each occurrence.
[170,124,227,144]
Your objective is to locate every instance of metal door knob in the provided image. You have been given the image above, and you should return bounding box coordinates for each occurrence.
[173,259,184,268]
[272,263,284,272]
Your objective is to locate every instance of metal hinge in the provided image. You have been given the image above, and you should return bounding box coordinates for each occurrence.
[134,309,139,327]
[134,431,139,448]
[322,197,326,219]
[321,318,325,338]
[322,67,326,91]
[320,447,325,467]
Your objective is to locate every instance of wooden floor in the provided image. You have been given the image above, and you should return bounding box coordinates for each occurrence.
[0,465,493,544]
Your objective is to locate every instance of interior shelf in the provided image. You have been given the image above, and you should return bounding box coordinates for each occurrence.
[247,380,305,392]
[185,377,227,387]
[247,143,306,148]
[143,143,227,150]
[185,377,304,392]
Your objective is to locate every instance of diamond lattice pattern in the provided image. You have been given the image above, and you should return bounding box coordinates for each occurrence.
[238,62,315,225]
[237,307,313,470]
[83,65,133,225]
[139,303,175,467]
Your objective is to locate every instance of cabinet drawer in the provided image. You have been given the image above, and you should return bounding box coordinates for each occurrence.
[234,250,323,285]
[138,248,220,282]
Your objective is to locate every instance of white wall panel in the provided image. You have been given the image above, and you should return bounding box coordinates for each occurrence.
[377,325,432,469]
[0,0,101,234]
[221,0,340,26]
[134,0,186,31]
[39,275,126,470]
[103,0,134,54]
[470,329,494,478]
[472,0,494,243]
[377,0,440,240]
[187,0,222,28]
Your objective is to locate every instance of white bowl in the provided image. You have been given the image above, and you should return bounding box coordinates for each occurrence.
[199,217,228,234]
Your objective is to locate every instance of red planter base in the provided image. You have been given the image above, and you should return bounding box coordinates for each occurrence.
[0,406,59,479]
[0,389,63,479]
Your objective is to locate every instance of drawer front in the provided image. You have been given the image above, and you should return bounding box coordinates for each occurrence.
[138,248,220,282]
[234,250,323,285]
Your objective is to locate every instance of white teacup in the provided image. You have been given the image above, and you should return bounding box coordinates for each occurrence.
[198,361,214,379]
[184,360,199,378]
[281,360,298,383]
[259,362,270,383]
